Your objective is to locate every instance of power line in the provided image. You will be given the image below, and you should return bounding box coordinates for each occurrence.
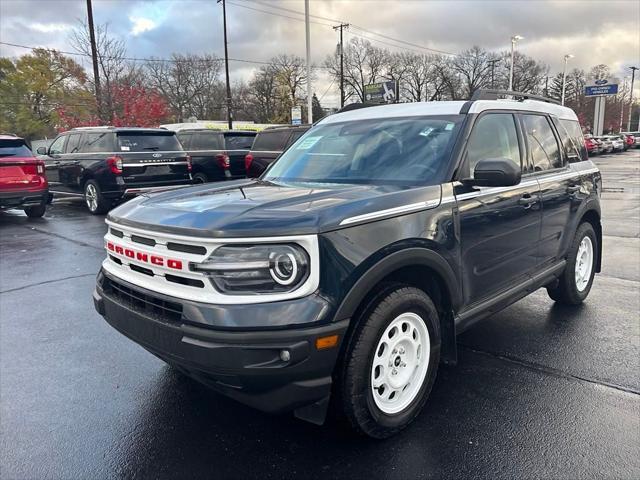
[226,0,334,27]
[238,0,456,56]
[0,40,332,70]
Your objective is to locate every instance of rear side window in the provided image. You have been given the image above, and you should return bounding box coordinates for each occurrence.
[465,114,521,177]
[192,132,224,150]
[558,119,588,161]
[83,132,113,153]
[0,138,32,157]
[176,133,193,149]
[116,133,182,152]
[252,131,290,151]
[225,134,255,150]
[522,115,562,171]
[66,134,82,154]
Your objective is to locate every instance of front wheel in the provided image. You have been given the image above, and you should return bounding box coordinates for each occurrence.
[337,286,440,438]
[547,222,598,305]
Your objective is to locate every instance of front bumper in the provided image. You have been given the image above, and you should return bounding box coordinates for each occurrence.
[0,189,50,209]
[94,269,348,420]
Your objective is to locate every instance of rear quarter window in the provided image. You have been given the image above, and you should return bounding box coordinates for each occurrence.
[192,132,224,150]
[0,139,33,157]
[252,130,290,151]
[82,132,114,153]
[557,118,588,162]
[116,133,182,152]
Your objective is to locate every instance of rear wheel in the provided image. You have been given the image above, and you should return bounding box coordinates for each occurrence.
[338,285,440,438]
[84,180,111,214]
[192,172,208,184]
[24,204,46,218]
[547,222,597,305]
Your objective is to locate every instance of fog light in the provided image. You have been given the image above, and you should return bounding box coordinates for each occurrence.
[280,350,291,362]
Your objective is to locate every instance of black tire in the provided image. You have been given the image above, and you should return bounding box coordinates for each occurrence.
[547,222,598,305]
[24,204,46,218]
[83,179,111,214]
[192,172,208,184]
[337,285,441,439]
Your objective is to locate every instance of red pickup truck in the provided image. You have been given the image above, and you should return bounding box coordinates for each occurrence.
[0,135,50,218]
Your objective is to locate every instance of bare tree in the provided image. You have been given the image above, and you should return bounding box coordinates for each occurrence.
[452,46,496,98]
[70,21,131,120]
[325,38,387,103]
[247,65,279,123]
[145,54,221,122]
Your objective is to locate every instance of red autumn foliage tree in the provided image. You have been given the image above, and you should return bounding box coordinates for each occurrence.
[57,84,169,131]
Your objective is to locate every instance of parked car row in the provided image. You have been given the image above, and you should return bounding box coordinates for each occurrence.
[585,133,637,155]
[24,124,311,215]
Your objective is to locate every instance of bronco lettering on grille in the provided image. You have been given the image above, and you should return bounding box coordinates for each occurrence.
[106,241,183,270]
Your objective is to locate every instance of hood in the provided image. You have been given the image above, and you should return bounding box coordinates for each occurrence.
[107,179,442,238]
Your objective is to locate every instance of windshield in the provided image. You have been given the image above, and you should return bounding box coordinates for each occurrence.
[117,133,182,152]
[264,115,463,185]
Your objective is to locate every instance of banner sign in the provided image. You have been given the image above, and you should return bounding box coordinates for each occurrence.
[364,81,397,104]
[585,78,619,97]
[291,106,302,125]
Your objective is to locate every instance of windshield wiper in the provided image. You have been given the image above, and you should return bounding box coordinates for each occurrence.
[142,146,160,151]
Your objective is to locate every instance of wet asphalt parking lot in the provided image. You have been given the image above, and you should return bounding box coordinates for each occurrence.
[1,151,639,479]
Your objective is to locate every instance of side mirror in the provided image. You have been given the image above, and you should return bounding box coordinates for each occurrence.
[467,158,521,187]
[36,146,47,155]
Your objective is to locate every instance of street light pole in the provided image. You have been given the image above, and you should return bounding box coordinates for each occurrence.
[628,66,638,132]
[561,54,574,106]
[509,35,523,92]
[218,0,233,130]
[305,0,312,123]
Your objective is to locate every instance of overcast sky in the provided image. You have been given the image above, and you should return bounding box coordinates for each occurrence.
[1,0,639,108]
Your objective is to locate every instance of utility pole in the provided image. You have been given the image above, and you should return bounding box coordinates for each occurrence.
[619,77,628,132]
[86,0,102,120]
[487,59,500,89]
[218,0,233,129]
[333,23,349,108]
[628,66,638,132]
[304,0,312,124]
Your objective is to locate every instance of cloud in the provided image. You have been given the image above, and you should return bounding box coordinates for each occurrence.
[129,16,157,36]
[28,22,72,33]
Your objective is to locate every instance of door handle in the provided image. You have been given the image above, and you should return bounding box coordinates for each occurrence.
[518,193,537,209]
[567,185,580,194]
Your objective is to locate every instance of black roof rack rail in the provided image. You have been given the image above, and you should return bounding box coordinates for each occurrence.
[336,102,384,113]
[470,89,561,105]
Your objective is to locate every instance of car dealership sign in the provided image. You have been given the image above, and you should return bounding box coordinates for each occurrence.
[585,78,619,96]
[365,81,398,103]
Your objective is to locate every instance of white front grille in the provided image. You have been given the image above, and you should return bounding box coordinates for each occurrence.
[102,220,320,304]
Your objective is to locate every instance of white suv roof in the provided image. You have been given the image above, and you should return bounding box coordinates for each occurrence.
[320,92,578,125]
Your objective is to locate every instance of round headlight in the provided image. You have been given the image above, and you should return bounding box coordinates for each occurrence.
[270,252,298,285]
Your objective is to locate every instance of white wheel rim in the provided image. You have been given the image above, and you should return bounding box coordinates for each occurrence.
[370,312,430,415]
[85,184,98,211]
[575,236,594,292]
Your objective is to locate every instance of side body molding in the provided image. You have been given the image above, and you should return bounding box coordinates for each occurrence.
[333,247,462,322]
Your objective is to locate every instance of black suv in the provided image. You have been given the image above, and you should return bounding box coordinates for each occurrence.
[37,127,191,214]
[175,129,256,183]
[245,125,310,177]
[94,91,601,438]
